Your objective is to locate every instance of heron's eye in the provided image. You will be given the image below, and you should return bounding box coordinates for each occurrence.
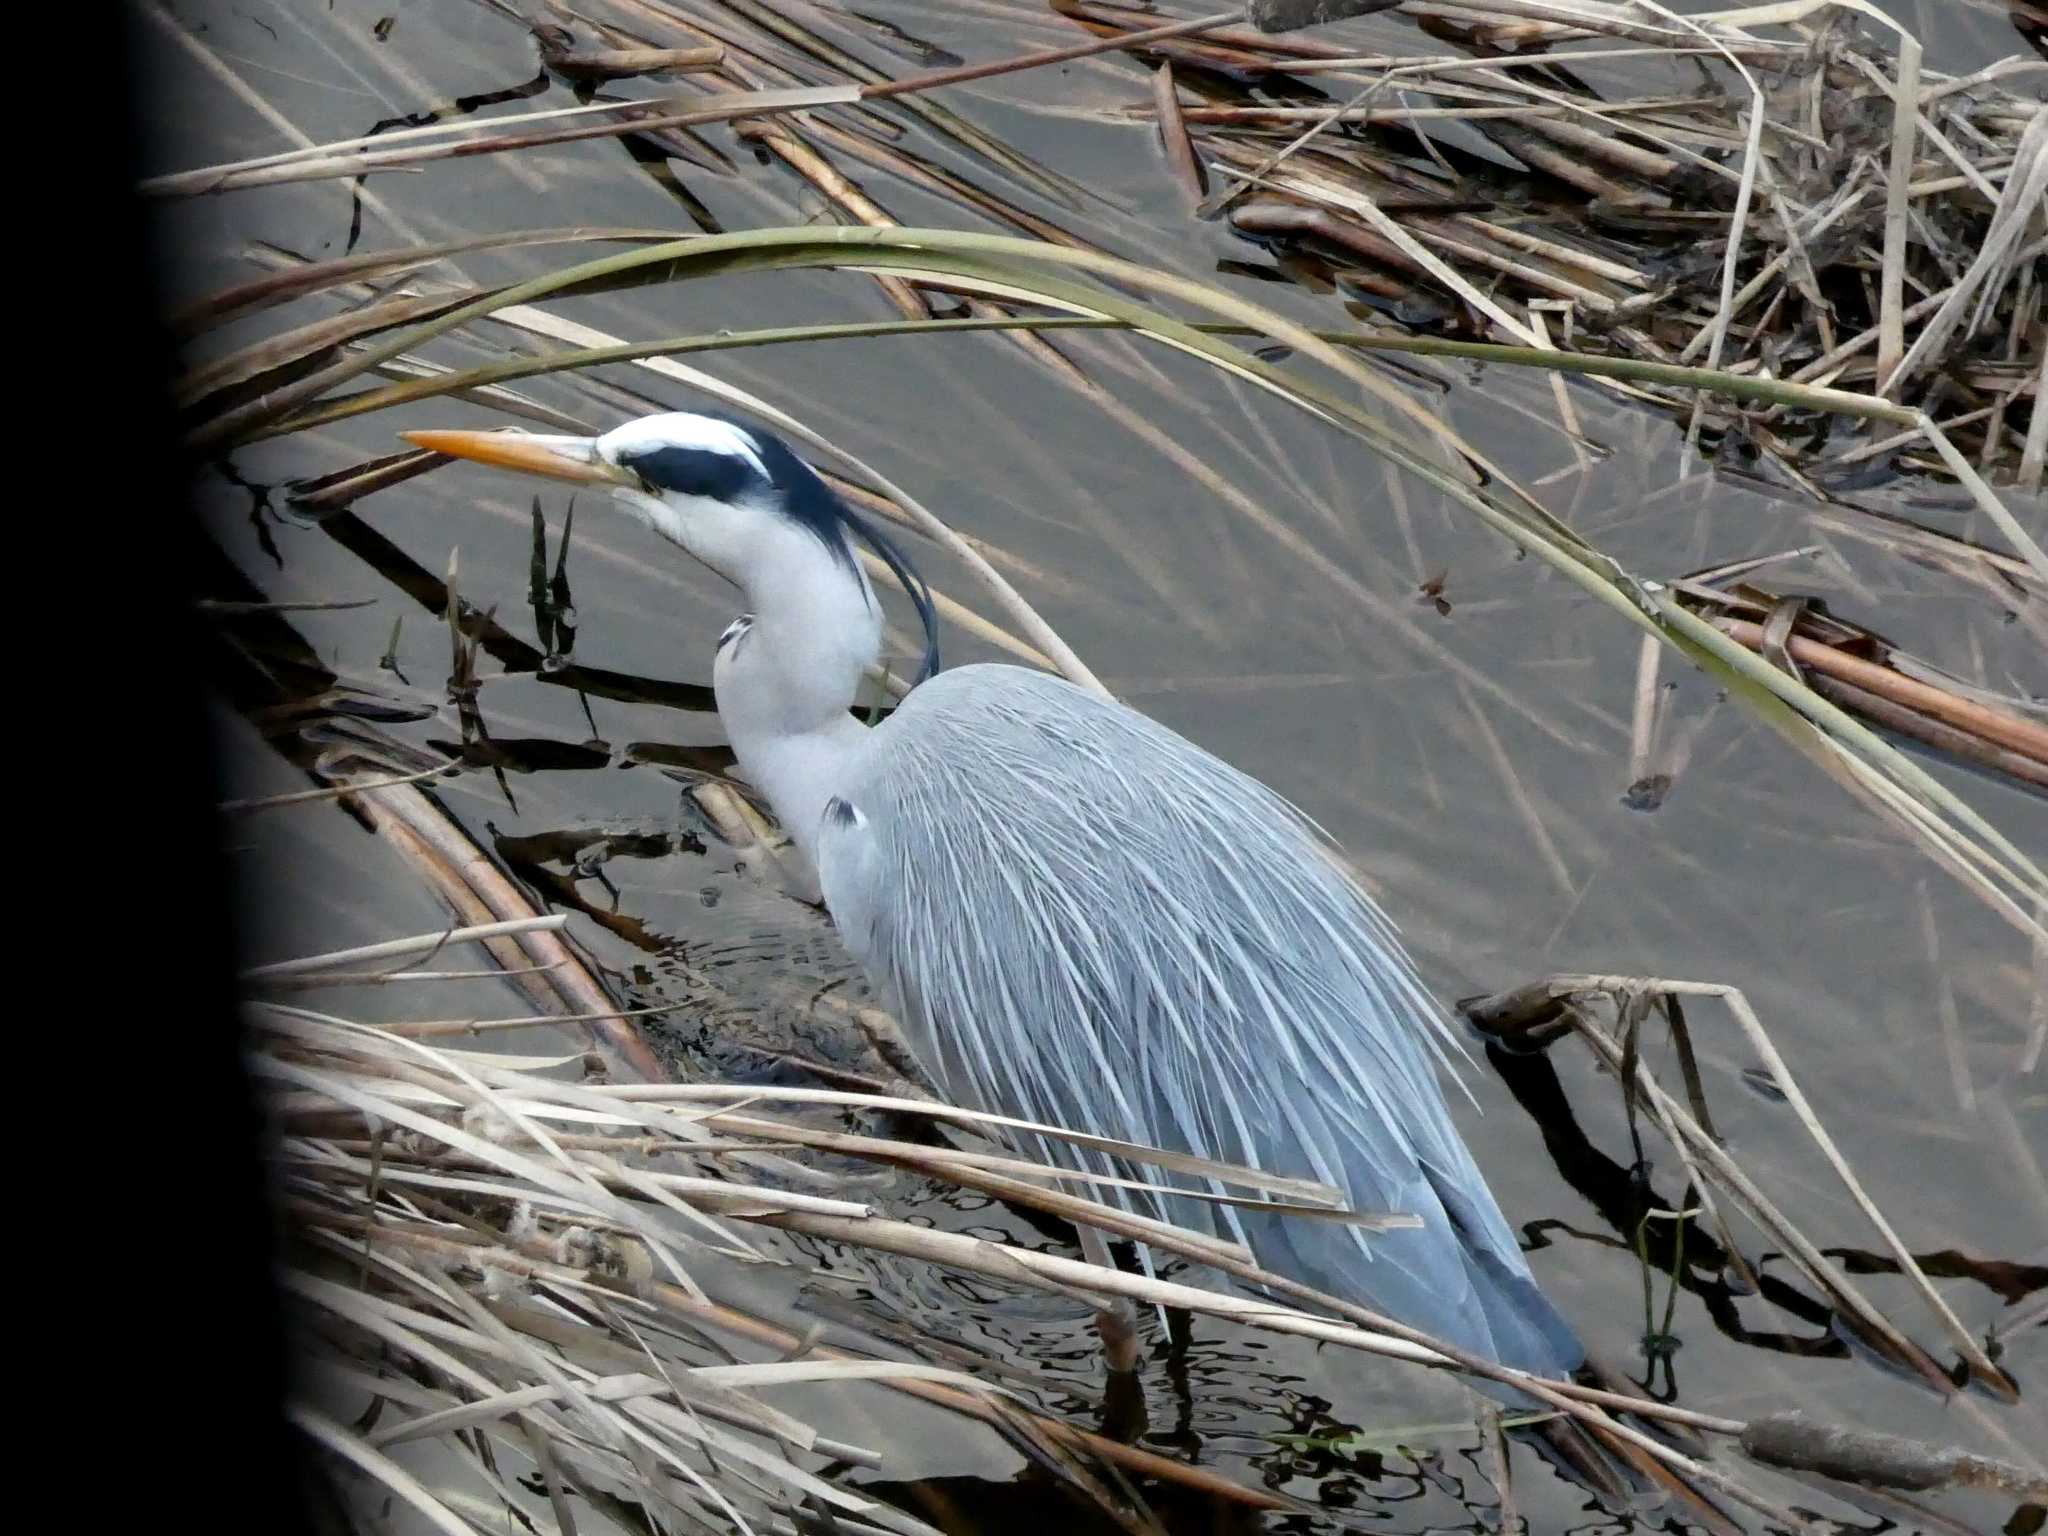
[618,445,766,504]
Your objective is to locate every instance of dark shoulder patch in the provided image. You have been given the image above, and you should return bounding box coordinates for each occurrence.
[823,796,862,829]
[718,613,754,654]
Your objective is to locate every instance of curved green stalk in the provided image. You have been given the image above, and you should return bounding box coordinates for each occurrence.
[217,225,2046,928]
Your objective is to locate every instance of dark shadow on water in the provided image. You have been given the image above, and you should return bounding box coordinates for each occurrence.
[1488,1041,2046,1376]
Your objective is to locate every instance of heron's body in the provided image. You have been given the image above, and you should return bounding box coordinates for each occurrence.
[812,663,1581,1379]
[407,410,1585,1386]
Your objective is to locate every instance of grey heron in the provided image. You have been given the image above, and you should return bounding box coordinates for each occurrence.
[406,409,1631,1463]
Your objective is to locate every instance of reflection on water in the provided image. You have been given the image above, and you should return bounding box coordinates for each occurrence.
[152,0,2046,1528]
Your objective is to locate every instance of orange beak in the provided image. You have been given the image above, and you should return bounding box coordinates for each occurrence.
[401,429,636,487]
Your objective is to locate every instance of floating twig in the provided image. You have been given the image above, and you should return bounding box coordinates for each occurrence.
[1741,1413,2048,1499]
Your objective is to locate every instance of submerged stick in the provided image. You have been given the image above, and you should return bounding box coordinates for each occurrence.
[243,917,569,979]
[1805,674,2048,792]
[864,9,1241,99]
[326,1209,1297,1513]
[1712,618,2048,764]
[535,41,725,82]
[1249,0,1404,27]
[219,764,458,814]
[143,87,862,196]
[1741,1414,2048,1498]
[363,779,667,1082]
[1151,61,1209,206]
[1876,34,1923,390]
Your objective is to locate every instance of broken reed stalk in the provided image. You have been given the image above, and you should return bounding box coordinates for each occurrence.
[219,762,461,814]
[1116,1,2041,482]
[266,1003,1317,1524]
[1709,618,2048,769]
[1152,61,1209,207]
[142,86,867,196]
[1740,1414,2048,1500]
[1803,673,2048,793]
[299,754,668,1083]
[272,1005,2048,1534]
[159,0,2040,482]
[274,1013,1773,1521]
[1479,1402,1520,1535]
[296,1203,1296,1517]
[144,11,1244,198]
[533,44,726,83]
[335,1061,1800,1526]
[244,916,571,980]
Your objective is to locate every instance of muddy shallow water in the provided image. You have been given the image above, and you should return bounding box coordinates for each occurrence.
[150,1,2044,1530]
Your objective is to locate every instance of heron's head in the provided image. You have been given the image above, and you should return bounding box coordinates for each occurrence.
[404,410,938,681]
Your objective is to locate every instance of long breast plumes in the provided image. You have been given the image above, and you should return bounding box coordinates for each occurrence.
[815,662,1582,1378]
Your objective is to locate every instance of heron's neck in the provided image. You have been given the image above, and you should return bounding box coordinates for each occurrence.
[714,530,880,856]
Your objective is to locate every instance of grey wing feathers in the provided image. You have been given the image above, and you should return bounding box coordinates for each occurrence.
[816,663,1582,1379]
